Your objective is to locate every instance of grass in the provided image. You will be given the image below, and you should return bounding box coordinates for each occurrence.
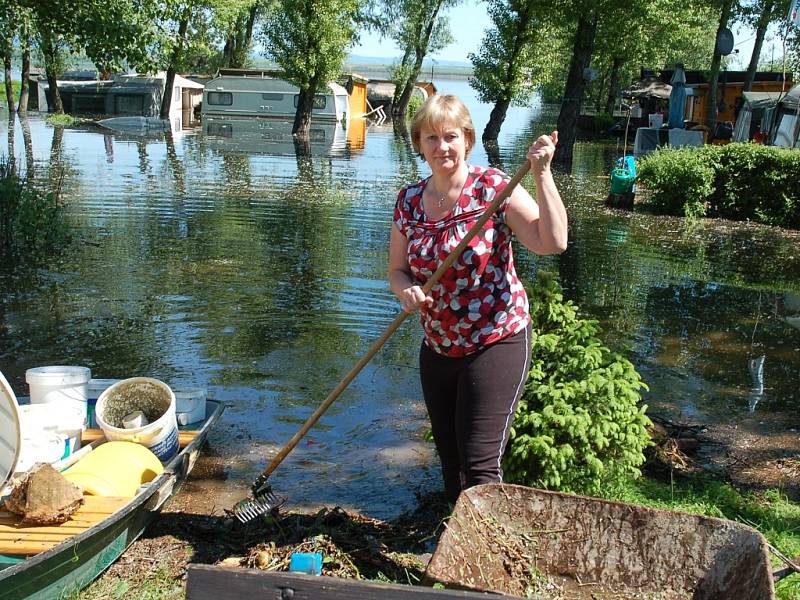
[73,565,184,600]
[611,475,800,599]
[46,113,79,126]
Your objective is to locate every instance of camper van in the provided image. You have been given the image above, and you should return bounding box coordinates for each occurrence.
[201,69,349,123]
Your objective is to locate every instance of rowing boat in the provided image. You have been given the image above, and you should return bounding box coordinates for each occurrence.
[0,399,224,600]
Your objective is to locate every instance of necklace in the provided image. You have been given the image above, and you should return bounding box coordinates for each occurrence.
[437,194,445,209]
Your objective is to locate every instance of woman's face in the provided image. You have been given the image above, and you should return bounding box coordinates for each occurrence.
[419,121,468,173]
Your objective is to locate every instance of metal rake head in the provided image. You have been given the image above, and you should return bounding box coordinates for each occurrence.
[233,486,286,523]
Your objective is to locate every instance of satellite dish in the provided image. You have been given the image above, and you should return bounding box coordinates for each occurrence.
[716,27,734,56]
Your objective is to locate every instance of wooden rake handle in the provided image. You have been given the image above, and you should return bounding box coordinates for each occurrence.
[257,161,531,481]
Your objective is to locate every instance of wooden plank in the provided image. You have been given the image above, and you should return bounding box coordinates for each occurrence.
[81,429,199,447]
[186,565,517,600]
[0,496,128,556]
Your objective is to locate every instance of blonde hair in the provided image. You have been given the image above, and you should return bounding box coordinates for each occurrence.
[410,95,476,159]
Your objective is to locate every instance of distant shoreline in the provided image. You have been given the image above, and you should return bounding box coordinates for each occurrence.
[344,63,473,81]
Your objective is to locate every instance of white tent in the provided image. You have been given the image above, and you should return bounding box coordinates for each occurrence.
[769,84,800,148]
[732,91,783,142]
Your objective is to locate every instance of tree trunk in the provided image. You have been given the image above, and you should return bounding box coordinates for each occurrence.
[705,0,735,133]
[18,45,30,114]
[238,3,259,68]
[160,13,190,119]
[553,11,598,168]
[293,85,317,137]
[223,34,235,68]
[743,1,773,92]
[483,98,511,142]
[604,56,623,115]
[392,46,413,105]
[40,32,64,114]
[482,6,531,143]
[394,49,426,118]
[3,56,15,114]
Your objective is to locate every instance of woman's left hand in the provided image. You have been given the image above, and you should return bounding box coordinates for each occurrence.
[527,130,558,174]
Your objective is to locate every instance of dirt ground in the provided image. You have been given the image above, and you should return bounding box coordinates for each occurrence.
[78,410,800,598]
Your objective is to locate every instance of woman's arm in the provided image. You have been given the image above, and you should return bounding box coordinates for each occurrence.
[389,224,432,313]
[504,131,568,255]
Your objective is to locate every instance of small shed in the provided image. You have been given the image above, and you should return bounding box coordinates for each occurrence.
[339,73,369,117]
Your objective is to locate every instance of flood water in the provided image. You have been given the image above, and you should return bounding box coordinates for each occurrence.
[1,80,799,518]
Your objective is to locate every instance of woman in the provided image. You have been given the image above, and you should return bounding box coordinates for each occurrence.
[388,95,568,504]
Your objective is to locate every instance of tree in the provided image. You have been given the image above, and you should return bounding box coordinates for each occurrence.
[21,0,163,114]
[262,0,359,137]
[705,0,738,132]
[588,0,717,115]
[0,0,15,113]
[218,0,265,68]
[741,0,791,91]
[469,0,544,142]
[160,1,193,119]
[553,3,600,168]
[389,0,454,119]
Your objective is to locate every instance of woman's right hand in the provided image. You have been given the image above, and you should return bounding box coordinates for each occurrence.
[398,285,433,313]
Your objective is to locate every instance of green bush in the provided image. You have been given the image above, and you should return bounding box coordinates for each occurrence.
[637,146,715,218]
[504,272,652,496]
[0,159,71,256]
[710,143,800,228]
[636,143,800,227]
[1,81,21,107]
[406,93,424,117]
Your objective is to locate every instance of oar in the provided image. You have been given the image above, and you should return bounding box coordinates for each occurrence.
[233,161,532,522]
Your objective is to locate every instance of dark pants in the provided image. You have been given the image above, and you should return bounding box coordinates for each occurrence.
[419,324,531,504]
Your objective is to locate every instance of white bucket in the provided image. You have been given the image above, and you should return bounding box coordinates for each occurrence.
[26,366,91,427]
[95,377,179,462]
[174,388,206,425]
[18,403,84,462]
[15,431,66,474]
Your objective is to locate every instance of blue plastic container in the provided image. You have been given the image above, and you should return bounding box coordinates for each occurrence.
[289,552,322,576]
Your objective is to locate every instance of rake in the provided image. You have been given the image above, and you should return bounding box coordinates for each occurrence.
[233,161,532,523]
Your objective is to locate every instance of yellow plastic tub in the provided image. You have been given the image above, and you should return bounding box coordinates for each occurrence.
[63,441,163,497]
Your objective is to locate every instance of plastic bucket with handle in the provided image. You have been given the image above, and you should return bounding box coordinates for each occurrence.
[25,366,91,427]
[95,377,179,462]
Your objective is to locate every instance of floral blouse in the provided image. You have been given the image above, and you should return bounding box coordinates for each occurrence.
[393,165,530,357]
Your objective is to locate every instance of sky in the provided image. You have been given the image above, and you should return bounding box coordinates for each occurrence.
[351,0,486,63]
[352,0,775,69]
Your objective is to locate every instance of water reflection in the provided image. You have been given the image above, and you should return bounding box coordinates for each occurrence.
[203,116,348,157]
[0,84,799,517]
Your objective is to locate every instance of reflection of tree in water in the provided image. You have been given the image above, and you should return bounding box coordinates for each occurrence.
[6,115,15,174]
[391,120,420,184]
[21,117,34,180]
[136,138,150,175]
[164,130,186,197]
[220,154,254,199]
[484,138,503,171]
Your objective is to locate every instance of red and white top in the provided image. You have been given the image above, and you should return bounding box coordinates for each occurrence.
[393,165,531,357]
